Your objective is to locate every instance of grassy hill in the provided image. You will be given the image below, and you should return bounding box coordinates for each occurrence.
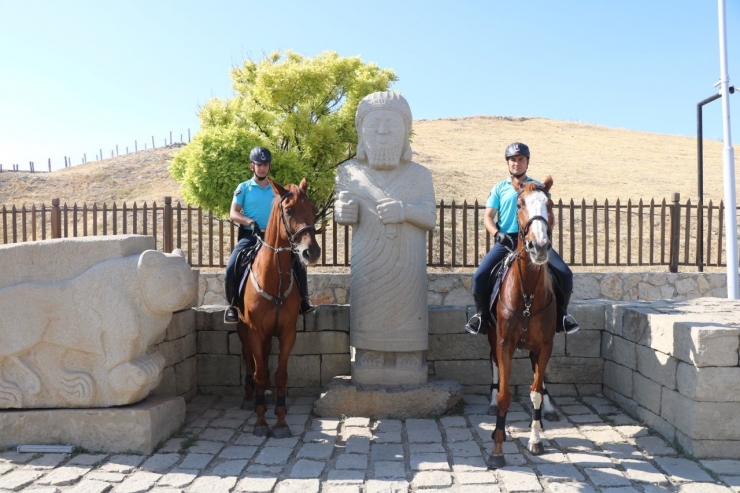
[1,116,735,207]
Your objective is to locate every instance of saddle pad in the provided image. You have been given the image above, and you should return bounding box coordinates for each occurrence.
[237,243,262,302]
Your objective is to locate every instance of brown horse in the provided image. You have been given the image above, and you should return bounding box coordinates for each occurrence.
[487,176,558,469]
[237,178,320,438]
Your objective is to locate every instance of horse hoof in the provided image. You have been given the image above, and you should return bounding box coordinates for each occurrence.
[544,411,559,422]
[487,454,506,469]
[528,441,545,455]
[271,427,292,439]
[253,425,270,437]
[241,399,254,411]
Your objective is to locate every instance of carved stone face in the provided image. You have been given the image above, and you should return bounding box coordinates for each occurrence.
[360,110,406,169]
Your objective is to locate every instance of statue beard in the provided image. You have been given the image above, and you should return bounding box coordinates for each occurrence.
[366,145,403,170]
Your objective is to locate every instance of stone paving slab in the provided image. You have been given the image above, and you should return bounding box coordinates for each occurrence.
[1,393,736,492]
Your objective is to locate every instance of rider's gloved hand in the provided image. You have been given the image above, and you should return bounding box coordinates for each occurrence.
[495,231,509,245]
[251,222,263,238]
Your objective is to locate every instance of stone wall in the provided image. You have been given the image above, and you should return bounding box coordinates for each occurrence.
[601,298,740,459]
[191,297,740,459]
[151,308,198,401]
[192,301,605,397]
[198,272,728,307]
[193,306,351,397]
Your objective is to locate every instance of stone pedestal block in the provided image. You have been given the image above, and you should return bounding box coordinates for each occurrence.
[313,376,462,419]
[0,395,185,454]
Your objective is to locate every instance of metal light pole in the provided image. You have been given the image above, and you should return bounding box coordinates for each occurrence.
[717,0,738,298]
[697,86,735,272]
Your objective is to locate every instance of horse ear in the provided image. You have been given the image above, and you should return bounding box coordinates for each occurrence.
[542,175,553,193]
[299,178,308,193]
[268,178,286,197]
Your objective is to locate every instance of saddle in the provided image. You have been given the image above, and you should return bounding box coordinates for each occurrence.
[486,253,564,325]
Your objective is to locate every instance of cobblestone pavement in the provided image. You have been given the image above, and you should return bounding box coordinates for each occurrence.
[1,394,739,493]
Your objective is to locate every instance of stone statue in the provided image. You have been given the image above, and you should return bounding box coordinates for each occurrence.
[0,244,196,409]
[334,91,436,386]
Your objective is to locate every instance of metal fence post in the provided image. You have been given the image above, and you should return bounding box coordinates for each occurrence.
[164,196,173,253]
[51,198,62,239]
[669,192,681,273]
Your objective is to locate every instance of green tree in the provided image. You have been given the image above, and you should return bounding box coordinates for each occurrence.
[170,50,397,222]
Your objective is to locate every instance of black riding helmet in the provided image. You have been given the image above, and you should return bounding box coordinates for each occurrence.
[505,142,530,160]
[249,146,272,164]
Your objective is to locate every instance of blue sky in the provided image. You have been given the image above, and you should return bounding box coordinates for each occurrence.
[1,0,738,171]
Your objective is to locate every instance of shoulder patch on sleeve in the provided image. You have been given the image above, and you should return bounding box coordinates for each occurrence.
[234,188,242,196]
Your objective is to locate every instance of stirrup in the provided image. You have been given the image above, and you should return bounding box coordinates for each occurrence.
[300,299,315,315]
[465,314,482,335]
[563,314,579,334]
[224,306,239,324]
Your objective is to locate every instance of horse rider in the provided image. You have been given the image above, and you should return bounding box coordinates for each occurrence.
[465,142,579,336]
[223,146,314,324]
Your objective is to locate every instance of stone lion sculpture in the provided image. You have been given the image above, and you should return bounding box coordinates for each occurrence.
[0,248,196,408]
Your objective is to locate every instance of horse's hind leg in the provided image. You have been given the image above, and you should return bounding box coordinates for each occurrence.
[487,328,499,415]
[488,357,499,415]
[271,329,296,439]
[542,383,559,421]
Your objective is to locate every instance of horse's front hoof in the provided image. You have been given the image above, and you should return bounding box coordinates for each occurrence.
[544,411,559,422]
[241,399,254,411]
[528,441,545,455]
[487,454,506,470]
[253,425,270,437]
[271,427,291,439]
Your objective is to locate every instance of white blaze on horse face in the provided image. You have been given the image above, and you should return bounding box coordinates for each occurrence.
[525,191,550,248]
[295,232,320,266]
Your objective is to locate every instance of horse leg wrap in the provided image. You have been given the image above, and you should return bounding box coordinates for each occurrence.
[491,412,507,441]
[542,387,550,397]
[490,382,499,393]
[531,408,544,430]
[276,396,286,408]
[255,395,266,407]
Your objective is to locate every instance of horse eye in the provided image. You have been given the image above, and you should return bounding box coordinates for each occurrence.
[286,208,294,216]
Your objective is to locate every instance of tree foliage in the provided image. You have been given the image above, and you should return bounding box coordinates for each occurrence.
[170,50,397,221]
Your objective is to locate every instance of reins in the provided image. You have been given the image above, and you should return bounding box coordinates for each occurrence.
[246,191,316,333]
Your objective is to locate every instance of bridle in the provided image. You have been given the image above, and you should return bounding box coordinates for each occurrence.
[277,192,316,247]
[517,189,553,255]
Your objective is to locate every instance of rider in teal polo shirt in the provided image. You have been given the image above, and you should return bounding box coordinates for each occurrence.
[223,146,314,323]
[465,142,579,336]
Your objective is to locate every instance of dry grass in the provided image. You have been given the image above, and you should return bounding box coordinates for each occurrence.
[2,116,736,207]
[413,116,734,204]
[2,116,737,273]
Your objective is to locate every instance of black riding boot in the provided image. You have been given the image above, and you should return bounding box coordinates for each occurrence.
[556,291,579,334]
[224,275,239,324]
[465,294,491,335]
[292,255,315,314]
